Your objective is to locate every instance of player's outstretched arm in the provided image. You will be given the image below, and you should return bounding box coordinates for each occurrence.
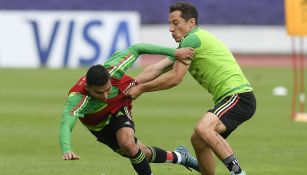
[134,47,194,84]
[131,43,194,62]
[145,60,189,89]
[126,60,190,99]
[135,57,173,84]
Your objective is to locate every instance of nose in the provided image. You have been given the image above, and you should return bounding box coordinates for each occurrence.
[169,25,174,32]
[104,91,109,98]
[100,91,109,101]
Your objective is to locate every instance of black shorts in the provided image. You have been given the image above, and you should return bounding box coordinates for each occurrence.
[89,106,137,155]
[208,91,256,138]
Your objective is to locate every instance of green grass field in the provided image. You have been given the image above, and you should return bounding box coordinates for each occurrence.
[1,67,307,175]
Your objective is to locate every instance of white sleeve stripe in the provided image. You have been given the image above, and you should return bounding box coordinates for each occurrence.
[73,96,90,116]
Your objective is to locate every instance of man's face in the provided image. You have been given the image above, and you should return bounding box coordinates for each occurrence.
[85,80,112,102]
[169,10,195,43]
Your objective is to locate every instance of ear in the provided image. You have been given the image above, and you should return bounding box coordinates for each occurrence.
[188,18,197,27]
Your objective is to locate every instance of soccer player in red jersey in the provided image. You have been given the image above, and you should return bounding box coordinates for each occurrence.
[59,43,199,174]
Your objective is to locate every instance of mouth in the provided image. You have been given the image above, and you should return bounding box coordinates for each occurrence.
[172,34,176,39]
[172,34,182,42]
[98,98,107,102]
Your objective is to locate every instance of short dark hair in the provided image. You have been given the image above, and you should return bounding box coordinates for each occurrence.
[86,64,110,86]
[170,2,198,25]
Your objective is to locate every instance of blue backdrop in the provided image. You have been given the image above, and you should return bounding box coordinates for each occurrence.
[0,0,284,25]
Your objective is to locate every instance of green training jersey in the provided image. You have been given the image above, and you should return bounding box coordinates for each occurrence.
[59,43,177,154]
[179,27,252,103]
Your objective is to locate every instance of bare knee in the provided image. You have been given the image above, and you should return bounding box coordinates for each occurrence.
[194,113,220,141]
[118,140,139,157]
[191,132,210,149]
[116,128,139,157]
[194,122,213,141]
[138,144,152,160]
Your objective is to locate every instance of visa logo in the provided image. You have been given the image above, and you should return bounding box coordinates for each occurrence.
[28,20,132,67]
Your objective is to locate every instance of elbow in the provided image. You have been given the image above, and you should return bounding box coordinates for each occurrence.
[169,73,184,86]
[130,44,138,49]
[129,44,138,53]
[172,77,183,86]
[130,43,144,53]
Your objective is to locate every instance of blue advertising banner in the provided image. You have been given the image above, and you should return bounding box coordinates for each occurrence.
[0,11,140,68]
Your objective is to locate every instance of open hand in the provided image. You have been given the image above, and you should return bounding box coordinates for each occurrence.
[63,151,80,160]
[175,47,195,65]
[124,85,143,99]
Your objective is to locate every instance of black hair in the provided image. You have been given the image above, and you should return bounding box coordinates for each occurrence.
[170,2,199,25]
[86,64,110,86]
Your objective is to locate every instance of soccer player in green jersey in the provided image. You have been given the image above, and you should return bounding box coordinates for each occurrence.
[59,43,200,175]
[125,2,256,175]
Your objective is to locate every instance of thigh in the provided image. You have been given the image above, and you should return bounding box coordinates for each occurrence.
[90,106,137,153]
[116,127,136,146]
[197,112,221,131]
[196,112,227,137]
[208,92,256,138]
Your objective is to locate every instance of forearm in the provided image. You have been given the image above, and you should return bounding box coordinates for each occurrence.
[139,61,189,92]
[107,44,176,78]
[59,123,72,153]
[59,114,77,154]
[135,67,162,84]
[139,71,178,92]
[131,43,176,57]
[135,58,173,84]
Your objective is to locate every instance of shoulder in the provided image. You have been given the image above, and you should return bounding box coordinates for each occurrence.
[69,76,87,95]
[180,32,201,48]
[66,92,90,106]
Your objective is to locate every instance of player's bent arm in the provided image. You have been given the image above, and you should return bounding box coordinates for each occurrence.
[139,60,190,92]
[135,57,174,84]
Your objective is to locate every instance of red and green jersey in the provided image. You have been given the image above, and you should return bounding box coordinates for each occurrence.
[179,27,253,104]
[59,44,177,153]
